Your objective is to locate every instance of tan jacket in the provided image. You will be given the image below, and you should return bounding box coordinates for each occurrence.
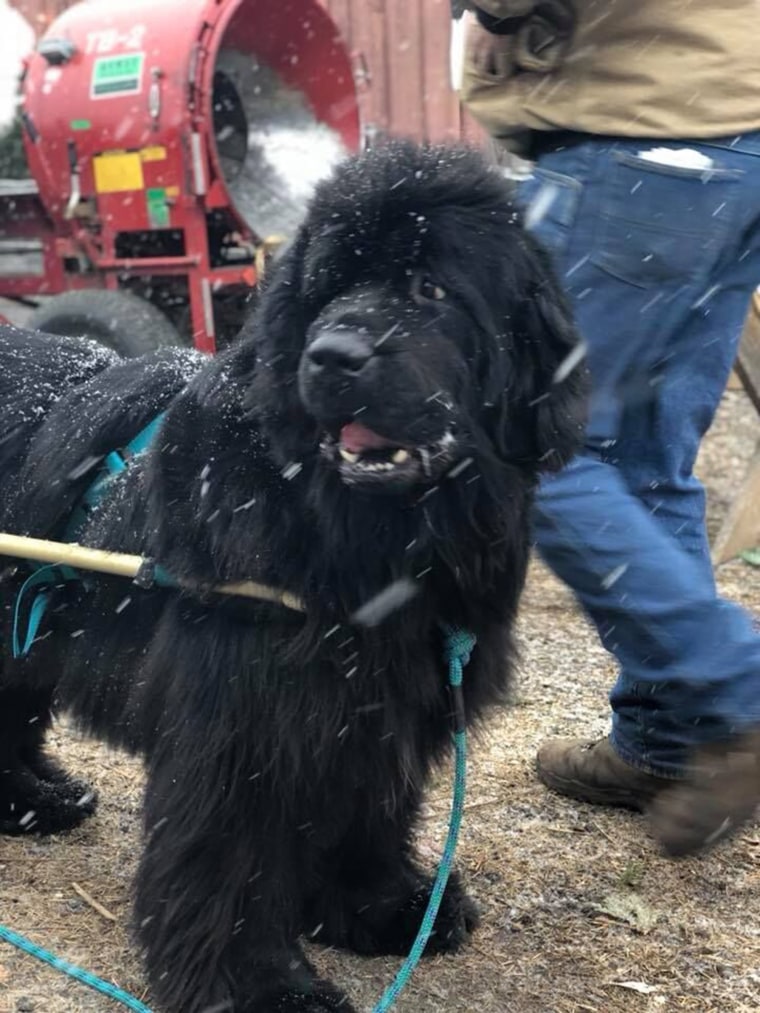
[461,1,760,154]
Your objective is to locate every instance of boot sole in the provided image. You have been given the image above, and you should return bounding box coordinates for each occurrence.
[536,767,659,811]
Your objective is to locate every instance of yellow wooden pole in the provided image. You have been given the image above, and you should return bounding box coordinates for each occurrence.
[0,533,304,613]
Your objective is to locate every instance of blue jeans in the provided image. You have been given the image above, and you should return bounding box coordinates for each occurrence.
[518,132,760,776]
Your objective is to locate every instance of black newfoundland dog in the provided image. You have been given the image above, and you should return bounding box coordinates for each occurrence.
[0,143,586,1012]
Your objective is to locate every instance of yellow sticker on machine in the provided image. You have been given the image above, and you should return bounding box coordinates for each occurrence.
[93,152,145,193]
[140,146,167,162]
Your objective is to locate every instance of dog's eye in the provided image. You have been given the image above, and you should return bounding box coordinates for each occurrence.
[424,281,447,301]
[412,274,447,303]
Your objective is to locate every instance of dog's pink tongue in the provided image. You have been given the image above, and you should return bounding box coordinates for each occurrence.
[339,422,395,454]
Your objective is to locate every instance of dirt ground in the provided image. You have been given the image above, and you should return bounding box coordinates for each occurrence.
[0,388,758,1013]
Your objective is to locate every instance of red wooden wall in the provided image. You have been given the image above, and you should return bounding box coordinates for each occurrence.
[11,0,480,143]
[11,0,69,33]
[323,0,474,143]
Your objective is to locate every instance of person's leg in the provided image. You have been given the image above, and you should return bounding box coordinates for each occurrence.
[613,234,760,587]
[516,135,760,843]
[535,452,760,772]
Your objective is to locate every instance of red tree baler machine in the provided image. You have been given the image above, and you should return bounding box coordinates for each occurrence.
[0,0,361,352]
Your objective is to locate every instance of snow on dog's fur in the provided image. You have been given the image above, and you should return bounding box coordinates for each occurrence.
[0,142,587,1012]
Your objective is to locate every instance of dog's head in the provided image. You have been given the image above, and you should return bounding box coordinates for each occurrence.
[245,141,587,494]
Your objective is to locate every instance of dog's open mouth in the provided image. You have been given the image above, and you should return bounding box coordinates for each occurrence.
[320,422,458,488]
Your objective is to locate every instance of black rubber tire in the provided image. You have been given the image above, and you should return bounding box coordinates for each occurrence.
[28,289,182,357]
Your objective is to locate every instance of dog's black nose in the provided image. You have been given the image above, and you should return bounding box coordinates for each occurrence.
[306,331,373,374]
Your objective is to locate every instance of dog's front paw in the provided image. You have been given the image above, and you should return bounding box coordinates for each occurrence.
[248,980,356,1012]
[402,872,480,955]
[337,871,480,957]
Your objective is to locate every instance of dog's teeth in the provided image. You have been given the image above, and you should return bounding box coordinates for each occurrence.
[338,450,405,474]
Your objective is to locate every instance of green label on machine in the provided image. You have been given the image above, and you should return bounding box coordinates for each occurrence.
[146,187,170,228]
[91,53,145,99]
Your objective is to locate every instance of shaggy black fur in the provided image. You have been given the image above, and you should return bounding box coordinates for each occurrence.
[0,142,586,1012]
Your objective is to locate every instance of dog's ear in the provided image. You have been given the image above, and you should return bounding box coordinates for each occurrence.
[236,229,311,409]
[232,228,322,460]
[488,242,589,472]
[250,228,311,358]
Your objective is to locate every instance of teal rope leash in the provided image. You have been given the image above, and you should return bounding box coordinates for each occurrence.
[0,924,151,1012]
[372,626,475,1013]
[0,627,475,1013]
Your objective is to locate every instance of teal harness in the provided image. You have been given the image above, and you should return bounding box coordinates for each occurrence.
[12,414,166,658]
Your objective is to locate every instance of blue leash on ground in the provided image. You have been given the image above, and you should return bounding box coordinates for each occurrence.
[0,924,151,1012]
[0,628,475,1013]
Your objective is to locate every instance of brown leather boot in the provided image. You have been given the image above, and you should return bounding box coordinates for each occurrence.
[648,727,760,857]
[535,737,678,810]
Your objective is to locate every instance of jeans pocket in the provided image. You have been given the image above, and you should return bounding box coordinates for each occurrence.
[590,150,744,289]
[516,166,582,257]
